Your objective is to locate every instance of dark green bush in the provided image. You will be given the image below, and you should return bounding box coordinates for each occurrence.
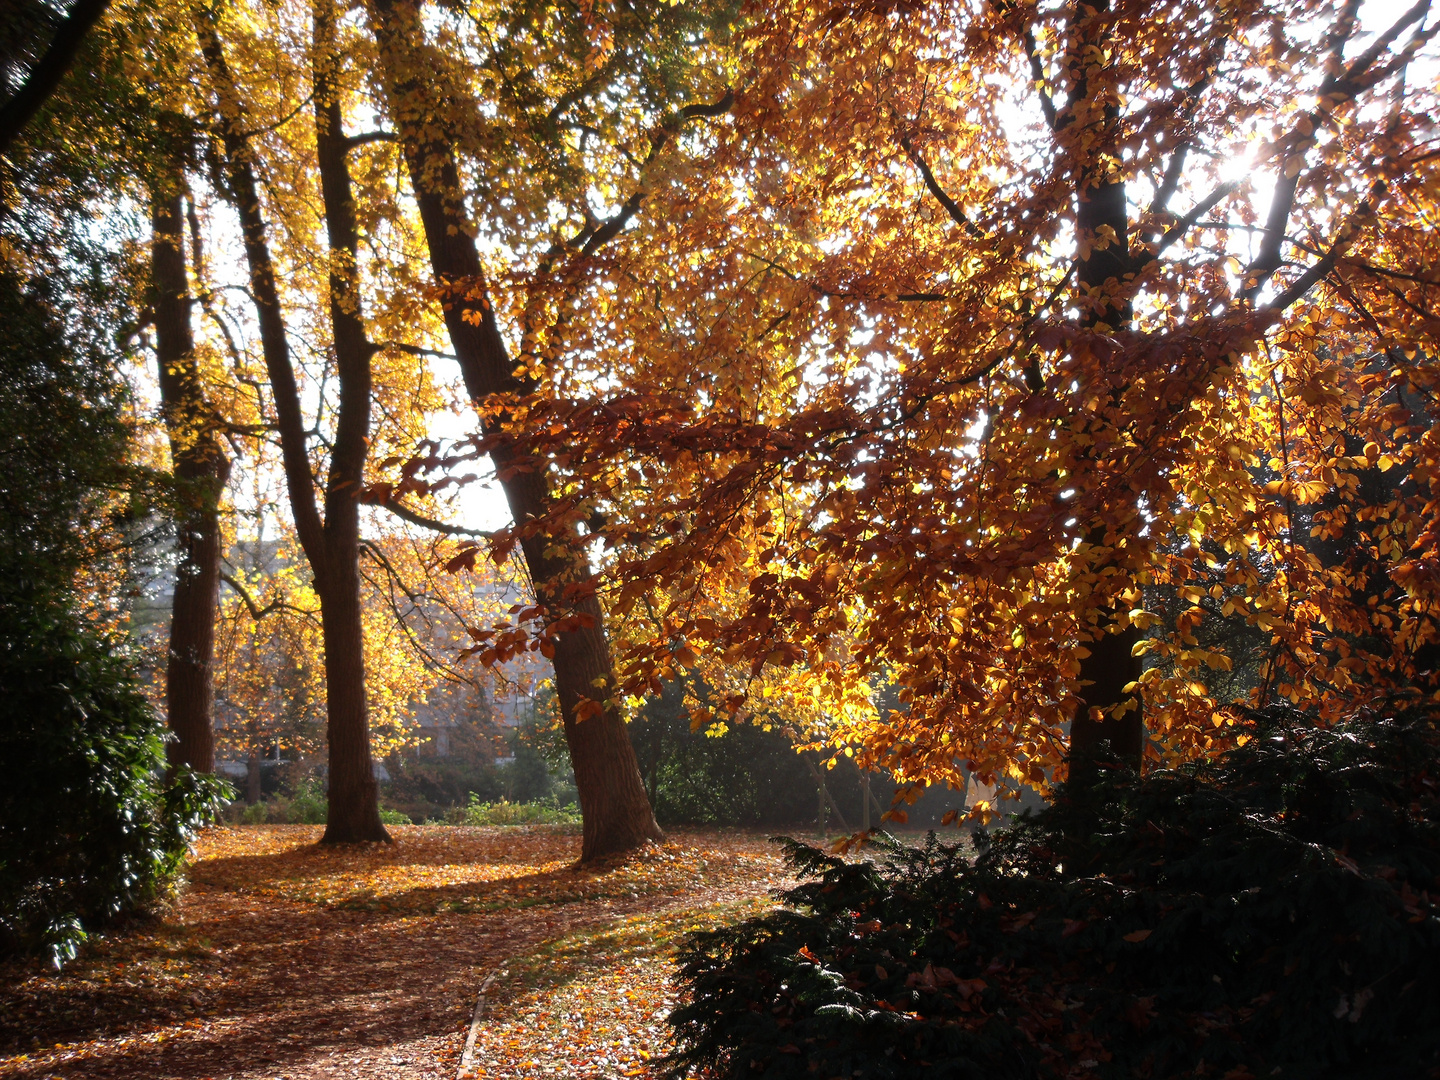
[0,271,228,967]
[0,605,228,966]
[667,704,1440,1079]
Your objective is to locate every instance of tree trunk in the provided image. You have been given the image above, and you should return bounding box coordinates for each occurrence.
[1060,0,1145,775]
[150,180,229,775]
[0,0,110,156]
[195,4,389,841]
[368,0,660,861]
[313,0,386,843]
[316,556,383,841]
[1069,616,1144,772]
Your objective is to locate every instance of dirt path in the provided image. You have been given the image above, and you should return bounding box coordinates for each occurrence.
[0,825,794,1080]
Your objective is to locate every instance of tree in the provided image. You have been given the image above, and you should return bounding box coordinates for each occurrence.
[0,262,224,966]
[364,0,734,859]
[192,0,394,841]
[470,0,1440,808]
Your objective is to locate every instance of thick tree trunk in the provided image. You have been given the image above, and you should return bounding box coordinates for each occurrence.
[195,5,389,841]
[1069,616,1144,772]
[1061,0,1145,775]
[150,183,229,775]
[316,555,383,841]
[368,0,660,861]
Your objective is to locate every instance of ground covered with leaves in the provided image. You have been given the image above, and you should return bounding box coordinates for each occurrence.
[0,825,794,1079]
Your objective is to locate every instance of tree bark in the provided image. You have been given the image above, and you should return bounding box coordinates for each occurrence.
[195,5,389,841]
[368,0,661,860]
[150,178,229,775]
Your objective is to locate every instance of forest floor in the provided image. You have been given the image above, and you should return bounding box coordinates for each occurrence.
[0,824,800,1080]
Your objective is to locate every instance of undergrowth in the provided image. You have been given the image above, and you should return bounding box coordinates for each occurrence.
[444,794,583,826]
[666,702,1440,1079]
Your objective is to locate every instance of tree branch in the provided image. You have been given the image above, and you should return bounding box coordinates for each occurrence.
[379,340,458,360]
[1023,26,1058,130]
[367,495,494,537]
[899,135,984,238]
[344,130,396,149]
[1265,182,1382,313]
[577,89,734,258]
[1243,2,1426,302]
[1152,179,1239,258]
[221,572,316,622]
[1148,143,1189,219]
[0,0,111,157]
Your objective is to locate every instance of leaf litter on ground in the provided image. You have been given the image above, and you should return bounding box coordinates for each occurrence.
[0,824,796,1080]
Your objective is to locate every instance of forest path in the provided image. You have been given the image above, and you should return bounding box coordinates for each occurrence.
[0,825,793,1079]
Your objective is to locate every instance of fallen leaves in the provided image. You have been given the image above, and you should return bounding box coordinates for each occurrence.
[0,824,792,1079]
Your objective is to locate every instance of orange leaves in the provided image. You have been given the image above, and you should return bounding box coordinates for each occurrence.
[0,825,793,1080]
[573,696,605,722]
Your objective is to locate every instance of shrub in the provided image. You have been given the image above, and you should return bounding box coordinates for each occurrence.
[446,794,582,826]
[666,703,1440,1079]
[287,778,329,824]
[229,778,424,826]
[0,605,231,967]
[0,271,230,967]
[631,679,970,830]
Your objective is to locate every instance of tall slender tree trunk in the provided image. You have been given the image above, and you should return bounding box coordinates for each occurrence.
[1060,0,1145,774]
[312,0,386,844]
[369,0,661,861]
[195,6,388,841]
[150,176,229,775]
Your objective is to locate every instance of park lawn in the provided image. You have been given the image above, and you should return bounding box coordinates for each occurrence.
[0,824,796,1080]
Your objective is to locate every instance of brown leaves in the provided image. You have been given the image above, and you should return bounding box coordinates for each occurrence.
[0,825,793,1080]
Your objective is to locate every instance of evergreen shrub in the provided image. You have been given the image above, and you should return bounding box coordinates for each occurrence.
[0,271,228,967]
[667,704,1440,1079]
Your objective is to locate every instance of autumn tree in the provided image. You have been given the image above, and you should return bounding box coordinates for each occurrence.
[190,0,444,841]
[364,0,735,858]
[466,0,1440,809]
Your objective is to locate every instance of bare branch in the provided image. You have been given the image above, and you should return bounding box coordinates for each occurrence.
[344,130,395,150]
[379,340,458,361]
[1149,144,1189,220]
[0,0,110,157]
[1266,182,1383,313]
[221,572,317,622]
[578,89,734,258]
[1152,180,1239,258]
